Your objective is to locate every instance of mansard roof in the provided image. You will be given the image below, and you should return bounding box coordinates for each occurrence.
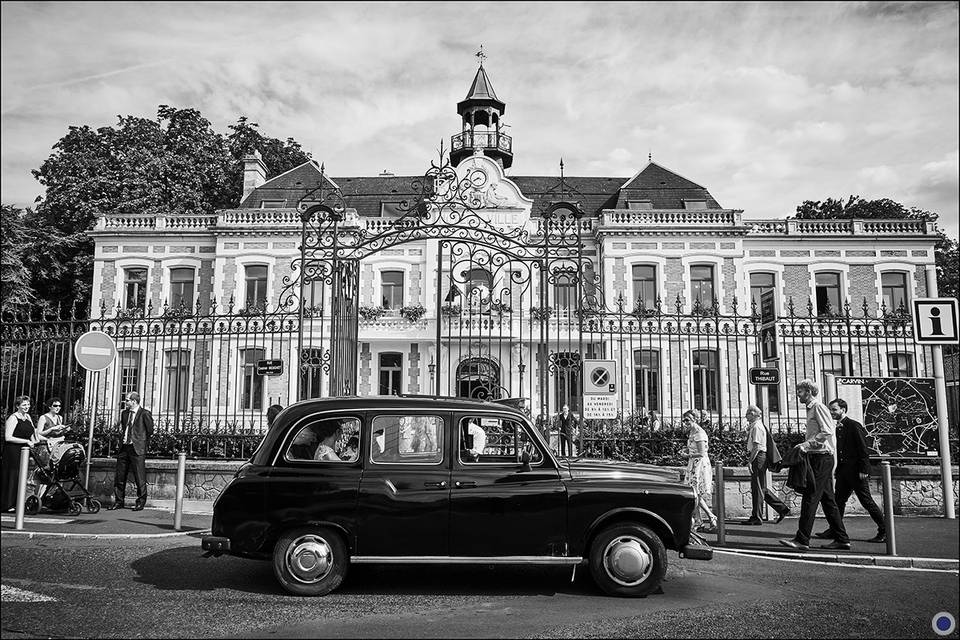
[615,162,723,209]
[239,161,721,214]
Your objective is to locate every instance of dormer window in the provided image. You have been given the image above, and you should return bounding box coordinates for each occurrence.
[683,200,707,210]
[380,202,404,217]
[626,201,654,210]
[260,200,286,208]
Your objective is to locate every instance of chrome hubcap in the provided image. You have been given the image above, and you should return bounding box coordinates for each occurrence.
[602,535,653,586]
[285,535,333,584]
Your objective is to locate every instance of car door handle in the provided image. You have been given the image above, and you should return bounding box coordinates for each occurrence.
[455,481,477,488]
[423,481,447,489]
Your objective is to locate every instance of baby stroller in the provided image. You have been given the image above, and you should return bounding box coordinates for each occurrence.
[25,432,101,516]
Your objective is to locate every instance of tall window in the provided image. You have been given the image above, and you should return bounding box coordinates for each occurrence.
[169,267,195,310]
[887,353,914,377]
[692,349,719,412]
[123,267,148,311]
[554,274,576,312]
[240,348,265,410]
[632,265,657,310]
[464,268,493,313]
[244,265,268,310]
[303,279,324,310]
[633,349,660,412]
[820,353,847,396]
[749,272,776,313]
[381,271,404,309]
[117,350,141,402]
[299,348,324,399]
[690,265,715,309]
[881,272,909,313]
[162,349,190,413]
[815,272,842,316]
[553,352,581,412]
[379,352,403,395]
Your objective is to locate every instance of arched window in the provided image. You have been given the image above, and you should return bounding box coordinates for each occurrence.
[456,358,501,400]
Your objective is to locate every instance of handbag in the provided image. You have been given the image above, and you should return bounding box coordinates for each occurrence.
[764,422,782,471]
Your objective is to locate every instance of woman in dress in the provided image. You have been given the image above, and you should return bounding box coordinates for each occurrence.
[2,396,42,512]
[37,396,67,444]
[680,409,718,533]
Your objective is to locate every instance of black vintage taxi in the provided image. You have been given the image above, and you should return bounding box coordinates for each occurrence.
[202,396,712,597]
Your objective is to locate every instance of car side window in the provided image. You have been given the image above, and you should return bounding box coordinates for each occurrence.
[458,416,543,465]
[285,417,361,463]
[370,415,444,465]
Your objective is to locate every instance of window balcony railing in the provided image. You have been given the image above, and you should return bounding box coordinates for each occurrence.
[451,130,512,154]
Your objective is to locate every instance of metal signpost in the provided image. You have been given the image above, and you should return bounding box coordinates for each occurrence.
[911,296,959,519]
[74,331,118,489]
[582,359,618,420]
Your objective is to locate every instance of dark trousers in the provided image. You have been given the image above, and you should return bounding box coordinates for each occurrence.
[749,452,788,520]
[114,444,147,506]
[795,453,848,545]
[834,465,885,534]
[558,429,574,457]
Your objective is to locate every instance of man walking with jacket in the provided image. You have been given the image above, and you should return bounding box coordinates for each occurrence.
[815,398,886,543]
[744,405,790,525]
[108,392,154,511]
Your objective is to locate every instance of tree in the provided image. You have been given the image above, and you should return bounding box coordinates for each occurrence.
[0,206,35,314]
[794,195,958,303]
[24,106,312,312]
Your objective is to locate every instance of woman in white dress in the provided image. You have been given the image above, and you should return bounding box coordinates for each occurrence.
[680,409,718,533]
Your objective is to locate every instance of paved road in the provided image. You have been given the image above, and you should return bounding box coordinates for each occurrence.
[2,535,957,639]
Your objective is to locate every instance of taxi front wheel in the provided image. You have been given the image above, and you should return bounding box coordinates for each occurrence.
[272,526,348,596]
[588,523,666,597]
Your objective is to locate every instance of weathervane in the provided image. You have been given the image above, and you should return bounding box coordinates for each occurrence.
[476,44,487,65]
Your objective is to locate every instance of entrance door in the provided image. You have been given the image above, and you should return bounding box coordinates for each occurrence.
[456,358,501,400]
[449,413,566,557]
[356,412,451,556]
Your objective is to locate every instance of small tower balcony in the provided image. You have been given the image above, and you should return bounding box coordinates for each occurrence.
[451,130,513,168]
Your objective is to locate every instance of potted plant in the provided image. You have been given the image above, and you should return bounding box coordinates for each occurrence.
[358,305,387,321]
[440,303,462,317]
[400,304,427,322]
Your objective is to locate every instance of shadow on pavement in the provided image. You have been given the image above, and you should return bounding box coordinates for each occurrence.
[130,545,283,595]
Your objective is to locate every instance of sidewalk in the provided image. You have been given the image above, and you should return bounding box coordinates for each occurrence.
[707,514,959,569]
[1,502,211,539]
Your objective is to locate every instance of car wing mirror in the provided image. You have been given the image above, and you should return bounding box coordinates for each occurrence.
[520,447,532,472]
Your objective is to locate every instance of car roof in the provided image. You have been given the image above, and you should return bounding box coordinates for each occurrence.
[281,395,527,416]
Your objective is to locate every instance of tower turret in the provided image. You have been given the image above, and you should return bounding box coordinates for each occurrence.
[450,60,513,169]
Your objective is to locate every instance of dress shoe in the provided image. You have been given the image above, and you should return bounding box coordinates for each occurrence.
[867,533,886,544]
[779,538,809,551]
[744,518,763,525]
[821,540,852,550]
[774,510,790,524]
[131,503,144,512]
[813,529,834,540]
[107,503,124,510]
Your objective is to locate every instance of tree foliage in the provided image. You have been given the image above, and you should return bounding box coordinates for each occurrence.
[15,106,312,313]
[794,194,957,302]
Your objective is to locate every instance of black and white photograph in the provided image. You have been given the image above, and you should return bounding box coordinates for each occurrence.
[1,2,958,638]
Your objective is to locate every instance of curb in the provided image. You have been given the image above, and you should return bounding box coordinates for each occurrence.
[1,529,210,540]
[715,547,959,571]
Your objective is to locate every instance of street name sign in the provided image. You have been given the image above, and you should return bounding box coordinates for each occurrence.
[73,331,117,371]
[912,298,959,345]
[256,359,284,376]
[749,367,780,385]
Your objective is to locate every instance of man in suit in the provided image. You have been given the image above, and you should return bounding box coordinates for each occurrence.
[815,398,886,543]
[554,404,578,457]
[108,392,154,511]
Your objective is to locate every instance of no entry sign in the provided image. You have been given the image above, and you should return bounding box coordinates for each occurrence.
[74,331,118,371]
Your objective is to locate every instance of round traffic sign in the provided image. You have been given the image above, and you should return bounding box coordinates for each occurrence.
[74,331,118,371]
[591,368,609,386]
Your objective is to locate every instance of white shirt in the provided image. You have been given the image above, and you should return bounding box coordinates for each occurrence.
[124,406,139,444]
[467,422,486,456]
[746,419,766,454]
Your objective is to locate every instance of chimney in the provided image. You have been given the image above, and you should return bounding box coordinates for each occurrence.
[379,169,394,177]
[241,150,267,204]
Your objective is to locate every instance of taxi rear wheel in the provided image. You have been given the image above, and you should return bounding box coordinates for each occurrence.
[272,526,348,596]
[588,523,666,597]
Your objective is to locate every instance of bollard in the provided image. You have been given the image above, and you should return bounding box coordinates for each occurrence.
[15,446,30,530]
[881,461,897,556]
[174,452,186,531]
[714,462,726,545]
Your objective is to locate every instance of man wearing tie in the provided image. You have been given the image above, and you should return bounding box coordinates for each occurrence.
[109,392,154,511]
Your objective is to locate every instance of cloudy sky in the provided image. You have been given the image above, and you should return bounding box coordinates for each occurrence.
[2,1,958,237]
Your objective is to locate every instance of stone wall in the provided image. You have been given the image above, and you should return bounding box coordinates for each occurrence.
[50,460,959,517]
